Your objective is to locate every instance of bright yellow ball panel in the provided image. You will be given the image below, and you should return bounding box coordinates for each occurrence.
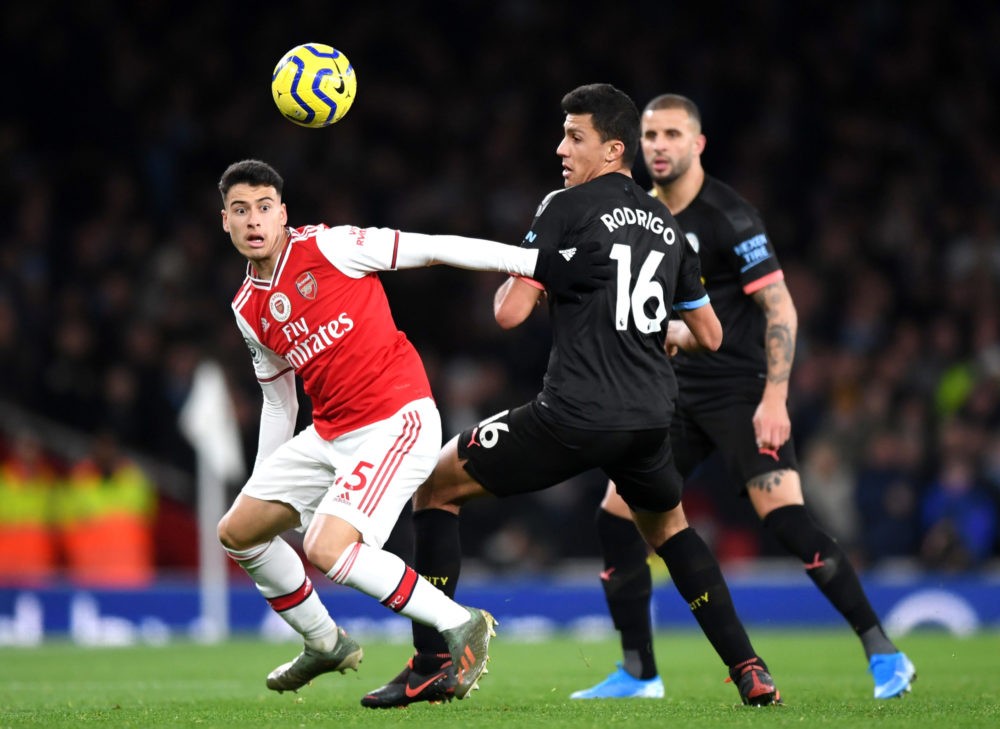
[270,43,357,128]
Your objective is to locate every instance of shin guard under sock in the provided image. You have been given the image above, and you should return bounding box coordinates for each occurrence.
[655,527,756,668]
[596,508,657,679]
[763,504,890,655]
[411,508,461,659]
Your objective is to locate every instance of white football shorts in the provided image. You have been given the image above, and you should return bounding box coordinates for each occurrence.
[242,397,441,548]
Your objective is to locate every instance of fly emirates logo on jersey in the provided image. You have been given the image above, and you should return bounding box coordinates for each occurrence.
[278,313,355,369]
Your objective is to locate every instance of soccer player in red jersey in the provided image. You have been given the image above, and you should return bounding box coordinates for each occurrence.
[215,159,605,698]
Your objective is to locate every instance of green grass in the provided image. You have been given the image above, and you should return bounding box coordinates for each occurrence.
[1,630,997,728]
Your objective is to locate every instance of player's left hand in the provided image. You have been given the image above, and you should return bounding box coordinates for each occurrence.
[533,241,611,302]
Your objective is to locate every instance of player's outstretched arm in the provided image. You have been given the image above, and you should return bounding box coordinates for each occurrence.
[394,232,611,301]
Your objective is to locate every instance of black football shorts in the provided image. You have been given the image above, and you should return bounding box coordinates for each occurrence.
[456,401,684,512]
[672,377,799,495]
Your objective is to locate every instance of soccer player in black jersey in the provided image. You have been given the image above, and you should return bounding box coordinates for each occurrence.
[362,84,781,709]
[570,94,915,702]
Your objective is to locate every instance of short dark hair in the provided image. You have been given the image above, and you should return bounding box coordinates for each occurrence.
[218,159,284,202]
[561,83,640,166]
[643,94,702,133]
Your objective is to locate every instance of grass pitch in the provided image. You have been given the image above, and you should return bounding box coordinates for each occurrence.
[1,630,997,728]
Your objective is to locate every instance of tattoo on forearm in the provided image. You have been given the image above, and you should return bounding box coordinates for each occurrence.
[747,470,791,493]
[754,282,796,386]
[765,323,794,384]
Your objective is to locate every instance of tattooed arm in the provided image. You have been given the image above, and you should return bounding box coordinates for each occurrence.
[750,279,798,452]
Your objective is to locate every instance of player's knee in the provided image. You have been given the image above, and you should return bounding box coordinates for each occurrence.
[217,513,245,551]
[219,497,300,552]
[762,504,813,543]
[749,470,803,515]
[302,531,355,574]
[633,506,688,550]
[599,481,631,517]
[412,480,449,511]
[762,504,840,579]
[595,507,643,551]
[217,519,266,553]
[412,472,482,511]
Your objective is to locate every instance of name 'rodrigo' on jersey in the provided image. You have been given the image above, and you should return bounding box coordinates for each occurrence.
[524,173,708,430]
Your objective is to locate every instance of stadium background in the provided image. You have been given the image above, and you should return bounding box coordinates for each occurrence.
[1,1,998,638]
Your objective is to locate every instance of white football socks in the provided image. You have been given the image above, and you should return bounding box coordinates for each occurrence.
[226,538,339,651]
[327,541,469,631]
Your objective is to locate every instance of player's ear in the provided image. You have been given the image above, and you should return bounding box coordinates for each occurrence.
[607,139,625,162]
[695,134,707,155]
[221,209,230,233]
[279,202,288,225]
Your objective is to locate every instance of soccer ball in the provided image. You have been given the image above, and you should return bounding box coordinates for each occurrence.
[271,43,357,128]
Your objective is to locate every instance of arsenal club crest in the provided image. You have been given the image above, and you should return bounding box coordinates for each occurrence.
[269,292,292,322]
[295,271,318,300]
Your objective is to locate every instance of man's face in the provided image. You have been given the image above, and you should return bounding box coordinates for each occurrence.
[641,108,704,186]
[220,184,288,266]
[556,113,613,188]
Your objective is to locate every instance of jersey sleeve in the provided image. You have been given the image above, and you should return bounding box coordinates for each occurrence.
[673,231,710,311]
[314,225,403,278]
[315,224,539,278]
[727,212,783,295]
[523,189,570,253]
[514,189,570,289]
[232,311,298,465]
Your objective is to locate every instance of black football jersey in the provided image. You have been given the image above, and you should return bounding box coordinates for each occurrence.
[658,175,783,381]
[522,173,708,430]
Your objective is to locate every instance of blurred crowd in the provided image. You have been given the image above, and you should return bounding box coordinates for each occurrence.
[1,1,998,584]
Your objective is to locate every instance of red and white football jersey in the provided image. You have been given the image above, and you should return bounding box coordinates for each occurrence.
[232,224,433,440]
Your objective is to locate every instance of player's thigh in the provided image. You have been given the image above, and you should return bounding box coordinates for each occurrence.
[219,493,301,548]
[669,404,714,479]
[604,430,683,513]
[690,393,800,497]
[456,402,602,497]
[241,425,340,531]
[317,398,442,549]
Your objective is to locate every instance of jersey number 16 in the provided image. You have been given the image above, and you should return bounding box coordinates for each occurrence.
[610,244,667,333]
